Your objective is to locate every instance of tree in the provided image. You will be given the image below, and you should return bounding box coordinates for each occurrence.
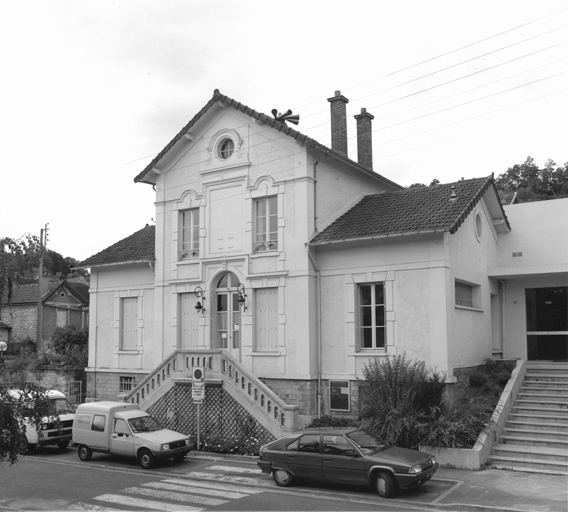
[496,156,568,202]
[406,179,440,189]
[0,382,51,465]
[0,235,41,315]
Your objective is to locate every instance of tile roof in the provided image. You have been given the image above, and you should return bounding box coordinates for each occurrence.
[310,176,509,245]
[134,89,402,192]
[78,225,155,268]
[1,281,58,306]
[0,321,12,329]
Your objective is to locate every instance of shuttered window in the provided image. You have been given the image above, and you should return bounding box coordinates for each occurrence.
[254,288,278,351]
[121,297,138,351]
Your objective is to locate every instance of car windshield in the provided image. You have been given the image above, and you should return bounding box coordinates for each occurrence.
[48,398,75,415]
[128,415,163,433]
[346,430,387,454]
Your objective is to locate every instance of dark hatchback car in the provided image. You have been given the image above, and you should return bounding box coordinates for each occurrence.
[257,427,438,498]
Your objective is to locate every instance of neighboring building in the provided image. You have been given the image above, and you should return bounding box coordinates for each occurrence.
[0,277,89,354]
[79,89,568,438]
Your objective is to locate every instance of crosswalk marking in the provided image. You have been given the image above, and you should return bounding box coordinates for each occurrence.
[68,503,126,511]
[143,481,248,499]
[186,471,273,487]
[163,478,264,494]
[93,494,203,511]
[208,464,263,474]
[122,486,228,506]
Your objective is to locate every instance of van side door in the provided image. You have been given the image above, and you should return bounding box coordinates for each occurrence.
[110,418,135,457]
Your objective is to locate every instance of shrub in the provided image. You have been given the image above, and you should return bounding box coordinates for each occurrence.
[306,415,353,428]
[468,370,488,388]
[47,325,88,366]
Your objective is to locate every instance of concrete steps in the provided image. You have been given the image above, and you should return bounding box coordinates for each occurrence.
[490,361,568,475]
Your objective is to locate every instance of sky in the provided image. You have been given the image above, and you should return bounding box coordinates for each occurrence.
[1,1,566,261]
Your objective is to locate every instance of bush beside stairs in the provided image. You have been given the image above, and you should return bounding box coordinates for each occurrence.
[490,361,568,474]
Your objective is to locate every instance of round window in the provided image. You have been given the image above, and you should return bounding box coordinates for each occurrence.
[474,211,483,240]
[218,138,234,160]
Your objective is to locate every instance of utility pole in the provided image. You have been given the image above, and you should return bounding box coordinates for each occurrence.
[36,224,48,352]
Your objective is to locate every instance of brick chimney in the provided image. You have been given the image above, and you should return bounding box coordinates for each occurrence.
[327,90,349,155]
[354,107,374,169]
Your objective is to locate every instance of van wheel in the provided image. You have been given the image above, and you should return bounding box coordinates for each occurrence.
[374,471,397,499]
[138,448,156,469]
[77,445,92,461]
[57,440,69,450]
[19,435,33,455]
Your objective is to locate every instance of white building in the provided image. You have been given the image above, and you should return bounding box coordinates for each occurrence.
[79,90,568,441]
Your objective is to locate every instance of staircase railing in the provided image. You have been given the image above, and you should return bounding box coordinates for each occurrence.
[119,349,299,435]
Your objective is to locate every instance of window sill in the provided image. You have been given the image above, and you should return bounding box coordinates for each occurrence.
[116,350,142,355]
[251,351,280,357]
[455,305,483,313]
[349,349,387,356]
[250,250,278,258]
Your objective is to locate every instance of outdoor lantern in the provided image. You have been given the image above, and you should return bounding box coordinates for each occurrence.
[194,286,205,314]
[237,283,247,311]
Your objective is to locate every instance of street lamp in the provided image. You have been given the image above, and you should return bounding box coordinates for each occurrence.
[0,341,7,362]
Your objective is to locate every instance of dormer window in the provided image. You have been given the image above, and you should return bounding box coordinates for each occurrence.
[218,138,234,160]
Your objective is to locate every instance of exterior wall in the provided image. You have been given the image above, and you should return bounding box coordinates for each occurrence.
[316,234,450,380]
[448,197,502,373]
[86,264,155,400]
[86,369,146,402]
[0,304,37,342]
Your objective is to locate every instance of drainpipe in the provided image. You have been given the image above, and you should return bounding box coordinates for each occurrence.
[307,245,322,419]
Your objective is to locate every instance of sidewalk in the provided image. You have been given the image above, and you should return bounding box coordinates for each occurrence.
[433,467,567,512]
[188,453,568,512]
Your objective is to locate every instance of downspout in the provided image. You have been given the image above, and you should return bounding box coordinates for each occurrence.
[307,245,322,419]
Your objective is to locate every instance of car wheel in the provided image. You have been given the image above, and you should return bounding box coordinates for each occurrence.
[77,445,92,461]
[272,469,294,487]
[173,453,186,462]
[138,448,156,469]
[57,440,69,450]
[374,471,397,499]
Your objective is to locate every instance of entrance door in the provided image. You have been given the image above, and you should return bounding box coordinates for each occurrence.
[214,272,242,360]
[526,287,568,361]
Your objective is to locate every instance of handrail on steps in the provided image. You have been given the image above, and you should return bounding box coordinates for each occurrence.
[118,349,299,433]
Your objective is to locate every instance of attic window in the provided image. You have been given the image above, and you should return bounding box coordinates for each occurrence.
[218,138,234,159]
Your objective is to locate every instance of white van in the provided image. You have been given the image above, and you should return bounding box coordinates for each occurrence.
[9,389,75,452]
[72,401,194,469]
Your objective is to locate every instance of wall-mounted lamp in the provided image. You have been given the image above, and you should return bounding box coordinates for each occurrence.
[237,283,247,311]
[194,286,205,314]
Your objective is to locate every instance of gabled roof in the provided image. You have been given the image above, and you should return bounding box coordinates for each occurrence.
[43,280,89,304]
[1,281,58,306]
[78,225,155,269]
[310,176,510,246]
[134,89,402,191]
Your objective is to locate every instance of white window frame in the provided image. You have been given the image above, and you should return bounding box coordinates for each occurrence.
[357,283,386,349]
[329,380,351,412]
[253,196,278,253]
[119,376,135,393]
[455,279,482,310]
[179,208,200,260]
[120,297,138,351]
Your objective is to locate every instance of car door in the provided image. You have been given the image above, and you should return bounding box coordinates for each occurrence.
[322,435,366,485]
[284,434,323,481]
[110,418,135,457]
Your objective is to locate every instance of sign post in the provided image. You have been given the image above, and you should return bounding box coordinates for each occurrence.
[192,367,205,449]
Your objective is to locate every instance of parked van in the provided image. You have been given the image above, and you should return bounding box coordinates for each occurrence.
[72,401,194,469]
[9,389,75,452]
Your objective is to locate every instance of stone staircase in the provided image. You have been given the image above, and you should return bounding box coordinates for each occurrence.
[490,361,568,474]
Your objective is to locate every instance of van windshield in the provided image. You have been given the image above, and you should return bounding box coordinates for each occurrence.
[48,398,75,415]
[128,415,163,433]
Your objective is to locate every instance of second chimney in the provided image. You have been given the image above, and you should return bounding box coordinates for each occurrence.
[327,90,349,155]
[354,107,374,169]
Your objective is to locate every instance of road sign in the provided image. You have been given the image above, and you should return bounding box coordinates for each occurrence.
[192,381,205,401]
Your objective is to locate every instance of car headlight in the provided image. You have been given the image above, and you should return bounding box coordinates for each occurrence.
[161,443,170,451]
[430,457,437,466]
[409,464,422,474]
[42,424,48,430]
[185,439,191,446]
